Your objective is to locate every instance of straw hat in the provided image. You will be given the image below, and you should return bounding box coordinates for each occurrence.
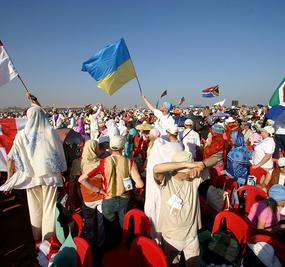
[135,121,153,131]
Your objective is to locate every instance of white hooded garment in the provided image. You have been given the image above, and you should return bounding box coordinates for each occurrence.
[0,106,67,191]
[144,137,183,234]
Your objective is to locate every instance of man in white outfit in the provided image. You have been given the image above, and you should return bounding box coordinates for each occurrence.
[89,104,102,140]
[144,124,183,238]
[179,119,200,160]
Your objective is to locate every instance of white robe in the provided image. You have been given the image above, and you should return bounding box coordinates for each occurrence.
[144,137,183,235]
[0,106,66,191]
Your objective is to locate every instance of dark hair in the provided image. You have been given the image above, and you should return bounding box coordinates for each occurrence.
[126,121,134,129]
[265,197,278,214]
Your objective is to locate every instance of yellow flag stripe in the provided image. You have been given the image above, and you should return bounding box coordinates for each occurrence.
[97,59,136,96]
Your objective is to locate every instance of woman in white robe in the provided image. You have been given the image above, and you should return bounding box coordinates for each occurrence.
[0,106,67,241]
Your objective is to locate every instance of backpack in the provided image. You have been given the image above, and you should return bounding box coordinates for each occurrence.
[205,220,243,266]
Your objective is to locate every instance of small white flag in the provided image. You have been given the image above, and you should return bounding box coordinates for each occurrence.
[214,99,226,107]
[0,40,18,87]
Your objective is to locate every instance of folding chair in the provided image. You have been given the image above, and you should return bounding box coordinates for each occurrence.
[74,237,93,267]
[129,236,167,267]
[237,185,267,215]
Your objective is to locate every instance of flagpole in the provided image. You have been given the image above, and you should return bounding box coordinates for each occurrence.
[135,76,143,95]
[17,74,30,93]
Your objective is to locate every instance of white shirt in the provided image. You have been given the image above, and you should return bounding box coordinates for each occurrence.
[179,128,200,159]
[67,117,76,129]
[153,109,175,136]
[52,114,65,129]
[252,137,275,169]
[89,106,102,132]
[279,174,285,186]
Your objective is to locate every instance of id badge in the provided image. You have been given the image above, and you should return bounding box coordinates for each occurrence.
[123,177,133,191]
[167,194,183,210]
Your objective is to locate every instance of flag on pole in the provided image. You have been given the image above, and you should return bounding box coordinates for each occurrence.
[178,97,185,106]
[0,40,18,87]
[0,118,26,171]
[269,78,285,107]
[82,38,137,96]
[202,85,219,98]
[160,90,167,98]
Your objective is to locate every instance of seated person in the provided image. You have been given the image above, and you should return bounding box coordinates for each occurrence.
[248,184,285,233]
[223,131,252,185]
[260,157,285,192]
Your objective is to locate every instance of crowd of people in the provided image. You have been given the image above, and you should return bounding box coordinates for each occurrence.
[1,92,285,267]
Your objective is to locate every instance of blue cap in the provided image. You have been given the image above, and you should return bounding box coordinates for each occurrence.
[269,184,285,202]
[162,102,173,113]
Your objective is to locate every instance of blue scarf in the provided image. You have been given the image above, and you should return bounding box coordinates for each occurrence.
[226,131,252,182]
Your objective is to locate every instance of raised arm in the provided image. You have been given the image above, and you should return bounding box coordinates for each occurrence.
[153,161,202,184]
[94,104,102,117]
[141,95,155,111]
[25,92,41,107]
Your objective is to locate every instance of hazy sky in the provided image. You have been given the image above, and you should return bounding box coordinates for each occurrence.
[1,0,284,108]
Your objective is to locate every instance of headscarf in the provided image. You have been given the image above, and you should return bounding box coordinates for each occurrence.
[147,128,161,157]
[81,140,99,171]
[204,126,225,161]
[212,124,225,135]
[226,131,252,182]
[0,106,67,191]
[124,128,138,158]
[149,128,161,139]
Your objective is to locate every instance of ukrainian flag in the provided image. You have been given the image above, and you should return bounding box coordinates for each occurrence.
[82,38,137,96]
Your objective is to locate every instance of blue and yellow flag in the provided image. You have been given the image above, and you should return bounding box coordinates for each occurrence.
[82,38,136,96]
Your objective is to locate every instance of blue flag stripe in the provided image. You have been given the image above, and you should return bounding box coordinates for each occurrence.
[202,92,215,97]
[81,38,131,81]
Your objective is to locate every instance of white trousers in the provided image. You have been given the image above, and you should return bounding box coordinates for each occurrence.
[26,185,57,241]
